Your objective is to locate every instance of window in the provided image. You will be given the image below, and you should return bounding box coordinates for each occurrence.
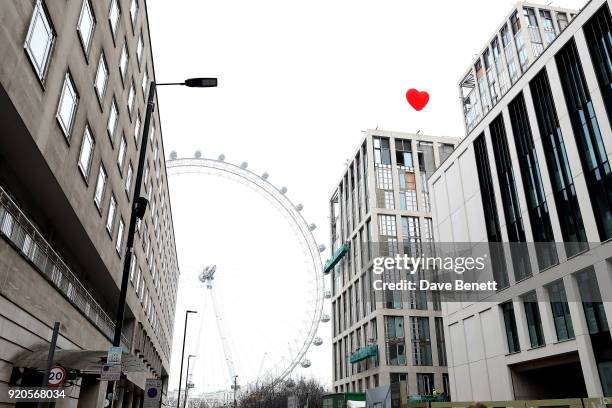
[522,291,545,348]
[134,113,141,143]
[524,7,543,57]
[474,133,509,289]
[77,0,95,54]
[56,72,78,138]
[435,317,446,365]
[547,279,574,341]
[557,39,612,240]
[119,42,128,79]
[492,36,510,95]
[384,316,406,365]
[108,0,120,37]
[395,139,413,168]
[143,163,149,191]
[117,134,127,171]
[508,93,558,270]
[399,171,417,211]
[127,81,135,114]
[483,49,499,105]
[490,114,532,281]
[530,69,587,256]
[94,53,109,102]
[136,33,144,63]
[94,165,107,209]
[116,218,125,253]
[106,194,117,234]
[502,302,520,353]
[135,267,141,293]
[575,268,609,334]
[540,10,556,45]
[130,0,138,26]
[373,137,391,165]
[378,214,397,256]
[501,24,519,83]
[142,68,148,95]
[107,98,118,142]
[417,373,434,396]
[125,162,133,194]
[410,317,432,366]
[557,12,569,31]
[401,216,421,257]
[78,125,95,179]
[24,0,55,80]
[129,255,137,281]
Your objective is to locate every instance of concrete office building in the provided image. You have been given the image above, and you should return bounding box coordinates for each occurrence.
[430,0,612,400]
[328,129,459,396]
[0,0,179,406]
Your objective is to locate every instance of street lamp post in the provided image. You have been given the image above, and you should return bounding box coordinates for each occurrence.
[104,77,216,408]
[177,310,197,408]
[233,375,239,408]
[183,355,196,408]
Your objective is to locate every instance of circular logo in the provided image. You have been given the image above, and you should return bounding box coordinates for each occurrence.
[147,387,158,398]
[48,365,66,387]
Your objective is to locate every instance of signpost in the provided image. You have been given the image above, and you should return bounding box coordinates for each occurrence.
[47,365,66,387]
[143,379,162,408]
[101,364,121,381]
[106,346,122,366]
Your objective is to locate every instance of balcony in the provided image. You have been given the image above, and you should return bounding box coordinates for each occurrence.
[0,185,130,349]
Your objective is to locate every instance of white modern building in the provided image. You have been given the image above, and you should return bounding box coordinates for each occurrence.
[430,0,612,400]
[327,129,459,396]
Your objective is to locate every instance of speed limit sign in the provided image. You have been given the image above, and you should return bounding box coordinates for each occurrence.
[48,365,66,387]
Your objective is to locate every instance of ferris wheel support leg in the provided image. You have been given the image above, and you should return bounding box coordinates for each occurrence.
[210,287,238,383]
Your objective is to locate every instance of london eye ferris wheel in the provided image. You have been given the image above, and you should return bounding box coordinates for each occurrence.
[166,151,332,398]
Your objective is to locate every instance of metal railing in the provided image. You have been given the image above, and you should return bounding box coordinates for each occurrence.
[0,186,131,349]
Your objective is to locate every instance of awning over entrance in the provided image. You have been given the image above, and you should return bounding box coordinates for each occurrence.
[13,349,146,374]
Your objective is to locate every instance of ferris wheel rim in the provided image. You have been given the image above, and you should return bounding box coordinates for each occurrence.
[165,156,325,389]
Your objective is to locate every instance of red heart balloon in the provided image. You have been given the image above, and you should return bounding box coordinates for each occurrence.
[406,88,429,111]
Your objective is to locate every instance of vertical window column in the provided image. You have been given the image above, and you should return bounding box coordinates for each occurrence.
[530,69,587,256]
[508,92,558,270]
[556,40,612,240]
[473,133,509,289]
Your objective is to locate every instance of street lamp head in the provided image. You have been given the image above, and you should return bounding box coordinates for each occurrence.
[187,310,197,314]
[184,77,218,88]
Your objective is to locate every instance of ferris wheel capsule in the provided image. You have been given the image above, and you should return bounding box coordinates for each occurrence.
[218,154,225,161]
[194,150,202,158]
[324,290,331,299]
[300,359,311,368]
[308,223,316,231]
[313,337,323,346]
[318,244,326,252]
[240,161,248,169]
[261,172,269,180]
[295,204,303,211]
[170,151,178,160]
[280,187,287,194]
[321,314,330,323]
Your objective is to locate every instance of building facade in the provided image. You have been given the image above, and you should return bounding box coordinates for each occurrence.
[328,130,459,396]
[0,0,179,406]
[431,0,612,400]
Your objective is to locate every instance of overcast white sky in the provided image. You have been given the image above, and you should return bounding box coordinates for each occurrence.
[147,0,587,393]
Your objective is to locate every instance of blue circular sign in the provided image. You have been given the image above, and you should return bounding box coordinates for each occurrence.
[147,388,158,398]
